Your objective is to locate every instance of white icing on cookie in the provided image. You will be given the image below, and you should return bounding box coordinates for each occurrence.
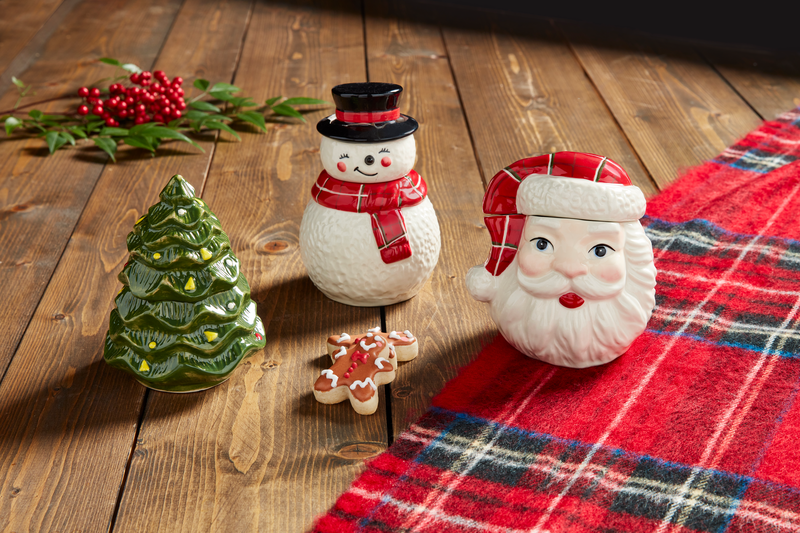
[374,335,384,343]
[321,369,338,387]
[389,344,396,357]
[360,340,377,351]
[337,333,351,343]
[404,330,415,341]
[369,327,381,333]
[374,357,390,370]
[350,378,377,391]
[366,332,373,338]
[389,331,401,340]
[334,347,347,359]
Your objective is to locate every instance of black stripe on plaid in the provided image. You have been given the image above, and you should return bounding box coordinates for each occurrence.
[643,216,800,357]
[382,408,799,532]
[714,146,798,173]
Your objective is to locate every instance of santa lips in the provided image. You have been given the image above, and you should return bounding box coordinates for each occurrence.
[558,292,584,309]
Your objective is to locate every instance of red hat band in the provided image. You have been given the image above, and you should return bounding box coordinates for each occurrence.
[335,108,401,124]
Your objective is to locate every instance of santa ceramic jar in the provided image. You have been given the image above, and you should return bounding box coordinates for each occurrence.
[466,152,657,368]
[299,83,441,307]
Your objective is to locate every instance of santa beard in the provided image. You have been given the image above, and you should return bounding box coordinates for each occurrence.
[491,253,655,368]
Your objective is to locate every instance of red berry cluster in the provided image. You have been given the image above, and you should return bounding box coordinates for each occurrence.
[76,70,186,127]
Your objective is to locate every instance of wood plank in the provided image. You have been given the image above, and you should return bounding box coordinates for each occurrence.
[112,2,383,531]
[364,1,496,434]
[443,12,657,196]
[0,0,183,377]
[0,1,254,531]
[700,46,800,121]
[561,23,763,187]
[0,0,66,77]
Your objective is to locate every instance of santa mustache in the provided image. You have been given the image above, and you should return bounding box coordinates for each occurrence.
[516,268,627,300]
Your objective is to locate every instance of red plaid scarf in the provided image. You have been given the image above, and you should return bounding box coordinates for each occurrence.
[314,107,800,532]
[311,170,428,264]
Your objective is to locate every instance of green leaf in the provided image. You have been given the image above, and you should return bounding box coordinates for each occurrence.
[123,135,156,152]
[193,78,210,92]
[45,131,67,154]
[189,101,220,113]
[66,125,87,139]
[271,103,305,121]
[236,111,267,132]
[86,120,105,132]
[128,122,159,135]
[203,120,240,140]
[265,96,282,106]
[209,82,239,93]
[93,137,117,162]
[201,114,233,122]
[141,126,204,152]
[59,131,76,146]
[100,127,130,137]
[121,63,142,74]
[167,118,185,128]
[28,109,43,120]
[4,116,22,135]
[209,91,235,103]
[281,97,330,106]
[40,114,71,122]
[99,57,122,67]
[11,76,25,88]
[229,96,257,108]
[184,110,210,121]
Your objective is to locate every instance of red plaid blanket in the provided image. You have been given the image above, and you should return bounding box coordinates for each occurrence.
[311,170,428,264]
[314,107,800,532]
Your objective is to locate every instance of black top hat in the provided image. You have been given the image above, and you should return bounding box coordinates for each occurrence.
[316,82,418,142]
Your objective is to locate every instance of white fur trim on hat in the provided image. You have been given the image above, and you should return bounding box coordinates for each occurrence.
[466,265,497,302]
[517,176,646,222]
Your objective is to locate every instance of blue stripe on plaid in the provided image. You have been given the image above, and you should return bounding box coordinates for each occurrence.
[381,407,800,532]
[649,329,800,359]
[714,146,798,173]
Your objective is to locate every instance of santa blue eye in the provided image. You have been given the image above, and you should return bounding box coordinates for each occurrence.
[531,238,553,253]
[590,244,615,258]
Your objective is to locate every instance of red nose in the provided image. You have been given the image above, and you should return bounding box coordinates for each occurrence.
[381,156,391,167]
[337,161,346,172]
[559,293,584,309]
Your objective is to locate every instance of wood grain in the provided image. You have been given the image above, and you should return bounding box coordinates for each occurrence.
[0,0,183,378]
[443,13,657,196]
[365,1,496,434]
[700,46,800,121]
[561,23,763,187]
[112,2,384,531]
[0,0,66,77]
[0,0,255,531]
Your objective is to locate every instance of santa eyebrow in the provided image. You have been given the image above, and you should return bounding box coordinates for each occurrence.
[587,223,620,234]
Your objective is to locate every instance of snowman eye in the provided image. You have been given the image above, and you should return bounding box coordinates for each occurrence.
[339,154,349,159]
[379,148,390,154]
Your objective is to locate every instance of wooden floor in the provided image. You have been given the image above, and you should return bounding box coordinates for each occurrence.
[1,0,799,531]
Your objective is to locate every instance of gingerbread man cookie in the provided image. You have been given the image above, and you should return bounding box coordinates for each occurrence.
[313,326,418,415]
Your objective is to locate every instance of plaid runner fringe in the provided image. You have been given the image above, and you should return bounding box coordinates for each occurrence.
[313,107,800,533]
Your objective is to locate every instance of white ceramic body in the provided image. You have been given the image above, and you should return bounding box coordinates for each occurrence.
[300,198,441,306]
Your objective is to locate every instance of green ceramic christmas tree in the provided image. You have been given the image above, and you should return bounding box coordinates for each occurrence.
[104,174,266,392]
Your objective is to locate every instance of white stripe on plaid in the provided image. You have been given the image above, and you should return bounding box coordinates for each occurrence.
[493,215,512,276]
[658,269,800,297]
[533,180,800,533]
[351,486,534,533]
[645,226,800,266]
[652,307,800,341]
[392,424,800,531]
[655,182,800,532]
[401,368,558,531]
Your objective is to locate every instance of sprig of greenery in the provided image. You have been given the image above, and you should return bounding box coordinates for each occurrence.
[1,58,330,162]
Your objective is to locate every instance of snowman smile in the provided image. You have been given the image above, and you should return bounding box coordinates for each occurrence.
[355,167,378,177]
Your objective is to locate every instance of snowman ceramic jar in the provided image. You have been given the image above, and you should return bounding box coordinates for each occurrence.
[299,83,441,306]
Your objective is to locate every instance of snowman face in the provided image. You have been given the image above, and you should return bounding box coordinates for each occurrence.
[320,135,416,183]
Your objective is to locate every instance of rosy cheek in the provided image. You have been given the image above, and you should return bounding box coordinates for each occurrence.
[337,162,346,172]
[518,247,552,278]
[592,263,624,283]
[381,156,391,167]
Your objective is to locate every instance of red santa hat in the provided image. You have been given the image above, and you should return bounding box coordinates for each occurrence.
[477,152,646,279]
